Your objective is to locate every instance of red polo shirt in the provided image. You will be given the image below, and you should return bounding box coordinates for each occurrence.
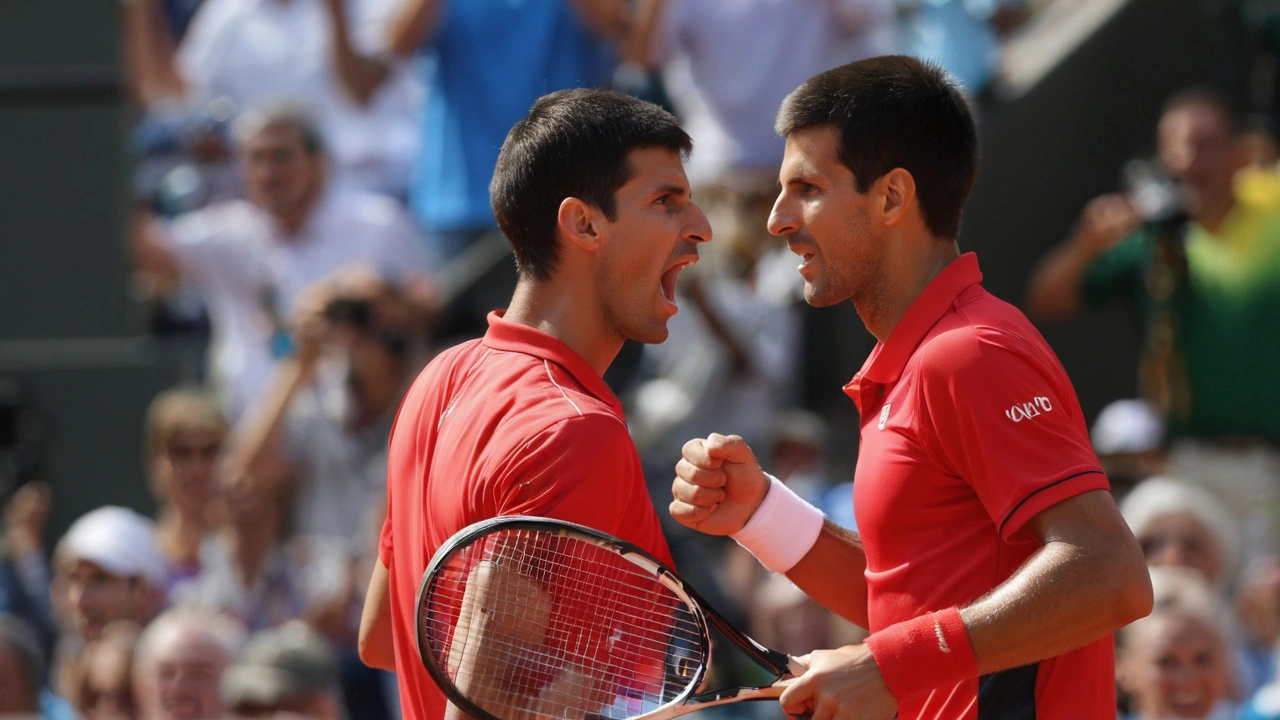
[849,254,1113,720]
[379,311,673,720]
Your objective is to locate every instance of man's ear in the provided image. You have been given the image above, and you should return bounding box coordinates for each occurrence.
[877,168,916,228]
[557,197,602,252]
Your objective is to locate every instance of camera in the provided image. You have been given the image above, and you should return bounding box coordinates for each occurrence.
[324,297,373,328]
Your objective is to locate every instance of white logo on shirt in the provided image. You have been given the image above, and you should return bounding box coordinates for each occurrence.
[878,403,891,430]
[1006,396,1053,423]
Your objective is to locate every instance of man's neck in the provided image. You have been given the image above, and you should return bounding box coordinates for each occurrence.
[858,239,961,344]
[504,278,622,377]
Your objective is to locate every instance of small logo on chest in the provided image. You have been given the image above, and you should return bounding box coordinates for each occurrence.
[878,403,891,430]
[1006,396,1053,422]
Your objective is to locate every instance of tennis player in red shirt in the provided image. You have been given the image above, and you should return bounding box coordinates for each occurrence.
[359,88,711,719]
[670,57,1153,720]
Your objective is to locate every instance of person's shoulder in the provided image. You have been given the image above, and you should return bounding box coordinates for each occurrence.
[918,288,1058,378]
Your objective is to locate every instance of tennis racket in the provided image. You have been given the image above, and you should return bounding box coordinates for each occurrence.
[415,515,805,720]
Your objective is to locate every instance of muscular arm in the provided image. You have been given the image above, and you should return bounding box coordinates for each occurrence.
[784,521,869,629]
[777,490,1152,719]
[961,489,1153,672]
[359,559,396,671]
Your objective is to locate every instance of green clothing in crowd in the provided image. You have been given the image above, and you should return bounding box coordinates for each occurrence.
[1081,180,1280,442]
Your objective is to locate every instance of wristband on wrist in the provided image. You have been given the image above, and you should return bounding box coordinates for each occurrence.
[864,607,978,702]
[730,473,824,573]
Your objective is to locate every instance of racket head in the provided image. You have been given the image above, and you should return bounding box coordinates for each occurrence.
[415,516,711,720]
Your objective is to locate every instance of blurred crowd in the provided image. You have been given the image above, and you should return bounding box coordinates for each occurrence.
[5,0,1280,719]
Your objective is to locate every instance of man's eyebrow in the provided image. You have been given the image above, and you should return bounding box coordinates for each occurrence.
[652,183,688,197]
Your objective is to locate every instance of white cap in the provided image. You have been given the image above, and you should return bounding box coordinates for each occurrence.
[1091,398,1164,455]
[58,506,167,586]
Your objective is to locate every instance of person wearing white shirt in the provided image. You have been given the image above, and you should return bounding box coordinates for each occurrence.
[129,0,422,196]
[133,103,436,421]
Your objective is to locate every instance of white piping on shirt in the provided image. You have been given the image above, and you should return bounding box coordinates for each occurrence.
[544,360,584,416]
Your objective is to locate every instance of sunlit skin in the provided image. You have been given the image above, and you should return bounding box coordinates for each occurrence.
[136,627,229,720]
[595,146,713,345]
[1138,512,1224,587]
[1121,613,1230,720]
[239,123,323,231]
[768,125,883,310]
[65,560,145,641]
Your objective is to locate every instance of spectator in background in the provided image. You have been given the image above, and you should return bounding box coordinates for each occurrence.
[132,103,436,421]
[1118,566,1238,720]
[124,0,422,197]
[1120,476,1241,592]
[221,622,342,720]
[639,0,895,192]
[328,0,633,337]
[132,609,243,720]
[1090,398,1169,499]
[222,267,423,547]
[1026,88,1280,564]
[1,481,56,658]
[168,472,308,633]
[54,507,168,645]
[69,621,140,720]
[143,389,227,592]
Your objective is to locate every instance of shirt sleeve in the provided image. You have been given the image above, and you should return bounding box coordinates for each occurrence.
[916,327,1108,542]
[1079,227,1151,312]
[164,207,246,287]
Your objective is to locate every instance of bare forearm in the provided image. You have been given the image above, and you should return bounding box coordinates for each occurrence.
[224,356,313,483]
[785,520,870,629]
[386,0,444,57]
[326,1,391,105]
[1023,239,1097,322]
[359,560,396,671]
[123,0,188,105]
[960,493,1152,674]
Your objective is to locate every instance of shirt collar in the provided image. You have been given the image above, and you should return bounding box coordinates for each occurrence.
[481,311,625,416]
[859,252,983,386]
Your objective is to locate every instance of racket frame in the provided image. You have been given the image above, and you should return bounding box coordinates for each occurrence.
[415,515,796,720]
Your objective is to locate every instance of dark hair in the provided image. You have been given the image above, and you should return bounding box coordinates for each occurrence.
[490,88,693,280]
[776,56,978,239]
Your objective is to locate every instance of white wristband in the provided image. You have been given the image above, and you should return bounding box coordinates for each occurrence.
[731,473,824,574]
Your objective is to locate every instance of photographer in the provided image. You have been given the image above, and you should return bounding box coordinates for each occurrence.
[222,265,423,547]
[1025,87,1280,567]
[131,102,437,422]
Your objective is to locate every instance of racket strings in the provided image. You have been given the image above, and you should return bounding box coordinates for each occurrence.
[421,530,705,720]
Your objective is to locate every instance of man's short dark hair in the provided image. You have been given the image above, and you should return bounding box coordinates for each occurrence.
[490,88,693,280]
[776,56,979,240]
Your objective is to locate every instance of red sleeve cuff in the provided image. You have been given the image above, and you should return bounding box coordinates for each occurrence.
[999,468,1109,542]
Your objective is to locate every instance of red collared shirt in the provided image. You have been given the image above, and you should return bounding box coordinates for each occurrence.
[849,254,1112,720]
[380,311,673,720]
